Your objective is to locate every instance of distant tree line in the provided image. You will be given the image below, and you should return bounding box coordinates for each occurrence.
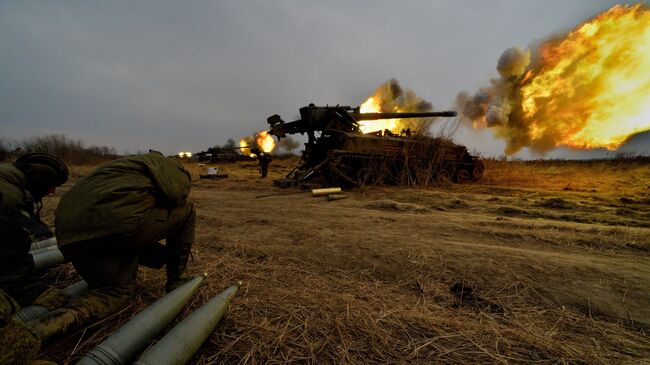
[0,134,119,165]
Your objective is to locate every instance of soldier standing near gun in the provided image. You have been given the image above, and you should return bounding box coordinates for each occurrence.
[250,147,272,178]
[30,151,196,341]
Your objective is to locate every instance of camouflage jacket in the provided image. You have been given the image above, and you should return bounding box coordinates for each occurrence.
[0,164,50,250]
[0,164,53,306]
[55,152,191,246]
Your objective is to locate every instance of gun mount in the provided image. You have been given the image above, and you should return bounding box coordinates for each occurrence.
[268,104,456,141]
[268,104,483,188]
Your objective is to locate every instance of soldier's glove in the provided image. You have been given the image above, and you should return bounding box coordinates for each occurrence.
[32,287,70,310]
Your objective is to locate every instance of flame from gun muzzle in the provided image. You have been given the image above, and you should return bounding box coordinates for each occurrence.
[359,79,435,135]
[240,130,277,157]
[457,4,650,154]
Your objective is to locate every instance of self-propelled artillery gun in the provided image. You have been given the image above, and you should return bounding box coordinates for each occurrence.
[193,146,253,163]
[268,104,484,187]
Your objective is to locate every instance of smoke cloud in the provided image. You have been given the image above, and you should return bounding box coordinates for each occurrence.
[497,47,531,78]
[363,79,437,134]
[278,136,301,152]
[457,4,650,155]
[372,78,433,113]
[456,46,534,155]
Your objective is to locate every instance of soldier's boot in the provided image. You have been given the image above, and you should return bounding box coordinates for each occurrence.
[26,308,84,343]
[165,204,195,293]
[27,283,133,342]
[165,248,191,293]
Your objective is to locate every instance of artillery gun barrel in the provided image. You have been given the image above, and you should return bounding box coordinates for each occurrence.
[356,111,457,120]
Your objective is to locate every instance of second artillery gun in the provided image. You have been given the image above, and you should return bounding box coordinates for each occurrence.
[268,104,484,187]
[194,146,253,163]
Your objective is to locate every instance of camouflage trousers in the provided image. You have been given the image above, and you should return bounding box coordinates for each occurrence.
[30,202,195,341]
[0,215,48,307]
[0,290,55,365]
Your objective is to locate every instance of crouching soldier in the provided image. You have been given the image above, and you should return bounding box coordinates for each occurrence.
[0,153,70,308]
[30,151,195,340]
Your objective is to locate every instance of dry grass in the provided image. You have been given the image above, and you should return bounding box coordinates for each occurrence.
[37,157,650,364]
[482,158,650,196]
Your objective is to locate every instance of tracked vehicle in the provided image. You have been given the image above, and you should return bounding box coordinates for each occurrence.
[268,104,484,187]
[194,146,253,163]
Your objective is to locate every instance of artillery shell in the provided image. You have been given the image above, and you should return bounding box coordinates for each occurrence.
[78,274,207,365]
[30,237,57,251]
[312,187,342,196]
[32,248,65,270]
[134,282,242,365]
[327,194,348,201]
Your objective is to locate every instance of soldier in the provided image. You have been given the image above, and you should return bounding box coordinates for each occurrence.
[30,151,196,341]
[0,152,70,308]
[250,147,272,178]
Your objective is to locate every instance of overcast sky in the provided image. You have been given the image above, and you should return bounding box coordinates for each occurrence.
[1,0,647,158]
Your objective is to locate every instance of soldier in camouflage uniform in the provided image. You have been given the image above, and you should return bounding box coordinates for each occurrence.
[0,153,69,307]
[0,153,68,365]
[30,152,195,341]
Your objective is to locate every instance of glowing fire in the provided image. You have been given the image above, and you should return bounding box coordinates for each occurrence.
[460,4,650,154]
[520,4,650,150]
[240,130,276,157]
[359,97,402,134]
[256,131,276,153]
[358,79,434,135]
[239,138,252,157]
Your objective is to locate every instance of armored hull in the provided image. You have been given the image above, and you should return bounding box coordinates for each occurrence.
[300,130,483,186]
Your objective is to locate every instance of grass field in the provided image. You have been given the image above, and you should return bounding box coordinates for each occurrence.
[38,157,650,364]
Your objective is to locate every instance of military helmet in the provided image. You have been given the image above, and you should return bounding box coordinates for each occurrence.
[14,153,69,197]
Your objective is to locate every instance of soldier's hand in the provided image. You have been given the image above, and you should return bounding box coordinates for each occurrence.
[32,287,70,310]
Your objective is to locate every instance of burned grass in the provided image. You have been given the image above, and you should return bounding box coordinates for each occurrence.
[38,158,650,364]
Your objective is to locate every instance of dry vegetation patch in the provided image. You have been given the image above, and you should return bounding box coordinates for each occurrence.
[38,158,650,364]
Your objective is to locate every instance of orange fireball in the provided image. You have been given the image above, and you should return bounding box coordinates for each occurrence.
[240,130,277,157]
[358,79,434,135]
[359,97,402,134]
[458,4,650,154]
[520,4,650,150]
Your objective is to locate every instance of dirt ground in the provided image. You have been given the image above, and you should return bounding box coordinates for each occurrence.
[39,157,650,364]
